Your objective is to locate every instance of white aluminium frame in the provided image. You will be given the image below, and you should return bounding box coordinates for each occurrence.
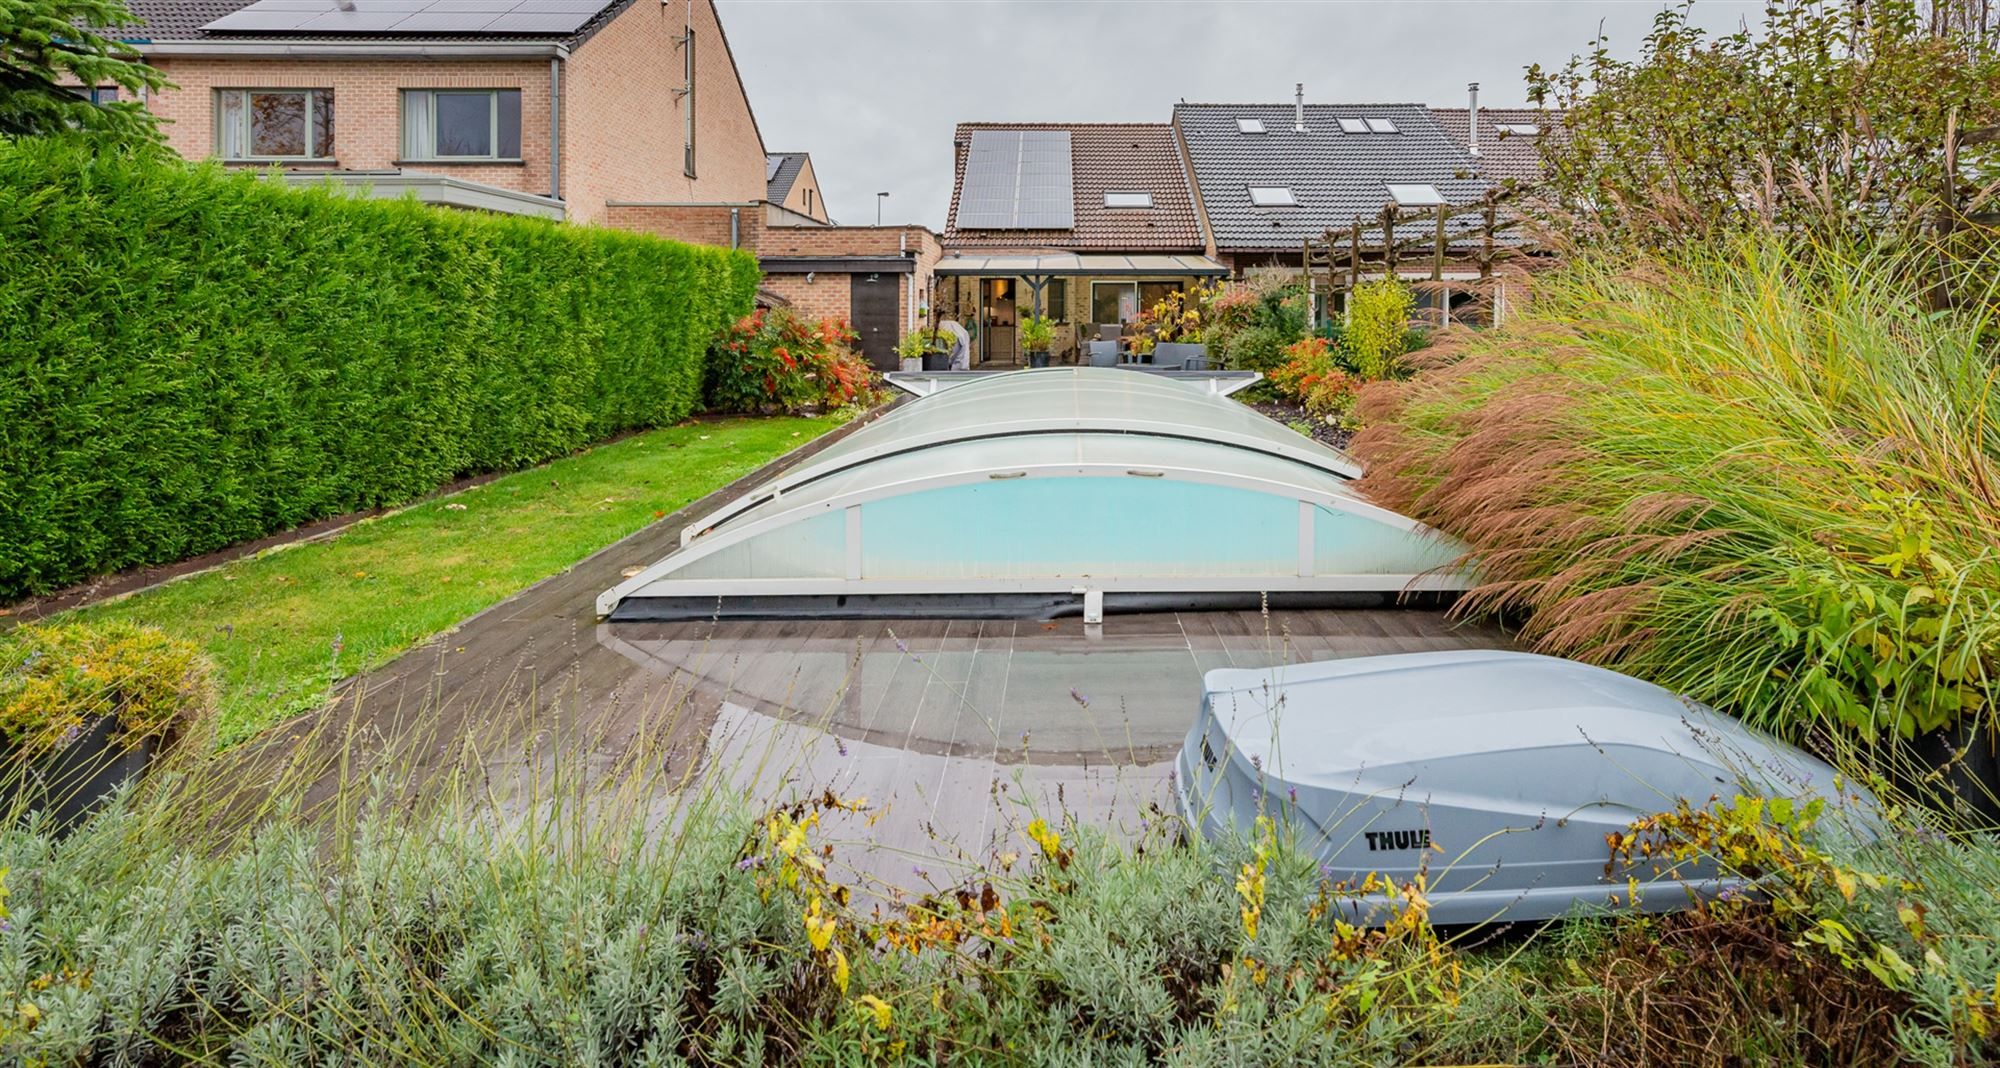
[402,88,520,161]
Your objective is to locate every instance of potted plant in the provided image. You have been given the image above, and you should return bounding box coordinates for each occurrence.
[0,621,212,831]
[922,327,953,371]
[895,329,928,373]
[1019,314,1055,368]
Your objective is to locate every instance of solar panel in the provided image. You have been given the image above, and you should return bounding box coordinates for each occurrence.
[955,129,1073,230]
[203,0,605,34]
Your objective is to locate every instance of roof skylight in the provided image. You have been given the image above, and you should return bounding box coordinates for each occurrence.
[1496,122,1541,137]
[1386,183,1445,207]
[1337,117,1368,134]
[1103,191,1153,208]
[1365,117,1399,133]
[1236,117,1266,134]
[1248,186,1297,207]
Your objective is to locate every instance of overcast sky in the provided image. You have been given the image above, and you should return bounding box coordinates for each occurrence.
[725,0,1766,227]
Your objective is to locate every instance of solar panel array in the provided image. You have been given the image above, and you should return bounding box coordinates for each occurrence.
[204,0,607,35]
[955,129,1073,230]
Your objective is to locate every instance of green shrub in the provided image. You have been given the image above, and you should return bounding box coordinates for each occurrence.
[1353,236,1999,741]
[1344,279,1416,380]
[705,308,878,414]
[0,621,213,754]
[0,137,759,600]
[1267,337,1358,419]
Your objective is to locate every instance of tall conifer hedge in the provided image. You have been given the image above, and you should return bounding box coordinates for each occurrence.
[0,139,758,599]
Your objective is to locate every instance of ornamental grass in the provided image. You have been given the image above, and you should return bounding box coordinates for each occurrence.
[1353,236,2000,745]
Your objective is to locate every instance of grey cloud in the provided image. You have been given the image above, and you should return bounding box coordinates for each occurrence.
[724,0,1762,227]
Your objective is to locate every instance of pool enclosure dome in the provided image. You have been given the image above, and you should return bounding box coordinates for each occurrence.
[598,367,1473,621]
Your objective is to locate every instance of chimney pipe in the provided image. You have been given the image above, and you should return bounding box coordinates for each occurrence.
[1294,82,1305,132]
[1467,81,1480,156]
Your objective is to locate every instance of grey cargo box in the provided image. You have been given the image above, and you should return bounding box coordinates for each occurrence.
[1175,650,1870,926]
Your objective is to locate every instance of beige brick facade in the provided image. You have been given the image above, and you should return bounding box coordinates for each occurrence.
[137,0,764,224]
[147,56,555,196]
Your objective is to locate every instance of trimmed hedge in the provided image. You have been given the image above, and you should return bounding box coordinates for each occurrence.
[0,138,758,600]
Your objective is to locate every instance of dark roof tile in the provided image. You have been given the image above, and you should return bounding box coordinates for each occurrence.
[1174,102,1489,252]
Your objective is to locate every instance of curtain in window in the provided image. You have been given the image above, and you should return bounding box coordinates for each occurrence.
[218,91,247,158]
[402,90,432,159]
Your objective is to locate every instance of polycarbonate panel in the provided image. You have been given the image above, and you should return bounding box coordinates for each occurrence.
[1314,505,1461,575]
[859,477,1298,580]
[666,510,845,581]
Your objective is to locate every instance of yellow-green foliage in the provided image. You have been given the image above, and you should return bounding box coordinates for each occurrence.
[1345,279,1415,380]
[0,621,214,754]
[0,136,759,600]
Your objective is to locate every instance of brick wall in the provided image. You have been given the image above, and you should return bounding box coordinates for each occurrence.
[752,226,940,335]
[146,56,554,197]
[602,202,764,249]
[562,0,767,222]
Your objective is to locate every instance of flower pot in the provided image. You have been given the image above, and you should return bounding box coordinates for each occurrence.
[1027,351,1051,368]
[3,716,156,834]
[900,357,923,373]
[921,353,950,371]
[1903,717,2000,828]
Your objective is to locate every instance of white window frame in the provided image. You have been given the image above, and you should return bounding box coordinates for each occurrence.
[1386,183,1444,207]
[1091,281,1139,324]
[215,88,333,161]
[1248,186,1297,207]
[401,89,520,162]
[1235,117,1265,134]
[1102,191,1153,208]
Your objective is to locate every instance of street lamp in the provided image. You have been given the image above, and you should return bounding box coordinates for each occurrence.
[876,191,889,226]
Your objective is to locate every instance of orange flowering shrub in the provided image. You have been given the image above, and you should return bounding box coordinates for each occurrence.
[1269,337,1358,418]
[707,309,879,413]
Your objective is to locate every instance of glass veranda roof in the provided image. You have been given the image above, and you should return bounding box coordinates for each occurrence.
[598,368,1471,620]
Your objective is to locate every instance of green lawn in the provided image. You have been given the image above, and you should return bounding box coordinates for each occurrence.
[76,415,844,744]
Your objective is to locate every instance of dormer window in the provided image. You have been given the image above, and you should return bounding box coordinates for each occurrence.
[1236,117,1266,134]
[1337,117,1368,133]
[1365,117,1398,133]
[1248,186,1296,207]
[1103,191,1153,208]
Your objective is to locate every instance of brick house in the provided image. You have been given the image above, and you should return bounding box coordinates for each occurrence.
[104,0,939,365]
[939,123,1227,367]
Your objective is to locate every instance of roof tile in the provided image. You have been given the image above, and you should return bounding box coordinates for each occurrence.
[944,122,1203,252]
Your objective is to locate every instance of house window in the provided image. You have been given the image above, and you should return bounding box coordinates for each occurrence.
[72,86,120,105]
[1248,186,1296,207]
[1496,122,1541,137]
[1103,191,1152,208]
[1365,117,1398,133]
[216,89,334,160]
[804,188,814,215]
[401,89,521,160]
[1235,117,1265,134]
[1091,281,1138,324]
[1337,117,1368,133]
[1386,183,1444,207]
[1045,280,1067,322]
[682,26,696,177]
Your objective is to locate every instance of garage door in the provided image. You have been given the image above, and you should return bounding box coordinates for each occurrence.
[850,273,899,371]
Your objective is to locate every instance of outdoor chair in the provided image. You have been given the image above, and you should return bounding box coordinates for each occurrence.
[1150,342,1210,370]
[1096,324,1122,342]
[1087,340,1120,367]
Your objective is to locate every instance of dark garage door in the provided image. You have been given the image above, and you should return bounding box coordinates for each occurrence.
[850,274,899,371]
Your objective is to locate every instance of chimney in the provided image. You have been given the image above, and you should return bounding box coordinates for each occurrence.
[1294,83,1305,132]
[1467,81,1481,156]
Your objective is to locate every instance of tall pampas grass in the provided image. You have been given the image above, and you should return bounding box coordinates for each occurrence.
[1355,235,2000,742]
